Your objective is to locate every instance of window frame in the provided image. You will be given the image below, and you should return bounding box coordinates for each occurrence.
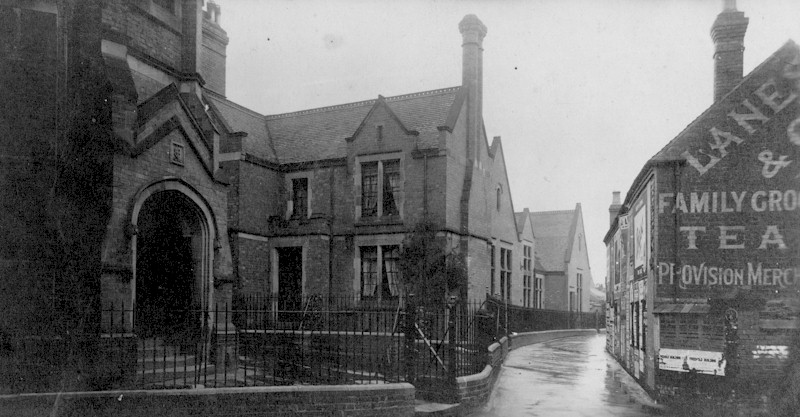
[358,244,401,301]
[499,247,511,302]
[355,153,404,221]
[533,273,543,309]
[285,172,313,220]
[354,234,404,302]
[523,244,532,307]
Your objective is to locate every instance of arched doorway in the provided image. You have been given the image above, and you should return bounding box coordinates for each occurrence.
[131,182,215,342]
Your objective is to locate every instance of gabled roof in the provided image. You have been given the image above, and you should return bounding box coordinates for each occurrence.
[531,205,581,272]
[514,212,528,232]
[133,84,222,182]
[265,87,460,163]
[612,40,800,230]
[204,90,277,162]
[346,96,419,142]
[514,208,535,241]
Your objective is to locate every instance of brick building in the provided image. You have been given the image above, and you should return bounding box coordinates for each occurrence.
[604,2,800,402]
[524,204,593,313]
[1,0,530,349]
[210,13,528,308]
[1,0,234,340]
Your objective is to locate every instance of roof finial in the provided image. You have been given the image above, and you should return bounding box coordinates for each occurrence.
[723,0,737,11]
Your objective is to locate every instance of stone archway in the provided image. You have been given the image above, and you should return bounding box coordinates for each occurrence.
[130,180,216,339]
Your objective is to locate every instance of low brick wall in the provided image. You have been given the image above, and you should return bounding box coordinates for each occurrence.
[0,383,415,417]
[510,329,597,348]
[455,336,508,409]
[456,329,597,412]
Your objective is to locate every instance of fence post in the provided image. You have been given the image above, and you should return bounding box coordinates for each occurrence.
[404,293,417,384]
[445,296,459,403]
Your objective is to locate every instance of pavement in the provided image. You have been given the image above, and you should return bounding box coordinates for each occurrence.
[468,333,666,416]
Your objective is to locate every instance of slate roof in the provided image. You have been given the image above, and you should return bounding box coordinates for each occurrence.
[531,208,577,272]
[265,87,461,163]
[514,212,528,233]
[203,86,460,165]
[204,91,277,162]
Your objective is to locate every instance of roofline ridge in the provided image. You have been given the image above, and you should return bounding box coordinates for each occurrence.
[203,88,266,119]
[266,99,376,120]
[532,208,576,215]
[384,86,461,102]
[264,86,462,120]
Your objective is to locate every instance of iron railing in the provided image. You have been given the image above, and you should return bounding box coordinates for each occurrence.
[0,294,594,393]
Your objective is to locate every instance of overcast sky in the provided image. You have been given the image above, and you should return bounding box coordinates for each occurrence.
[217,0,800,288]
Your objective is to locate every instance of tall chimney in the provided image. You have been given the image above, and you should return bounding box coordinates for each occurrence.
[609,191,622,226]
[201,0,229,95]
[459,15,487,160]
[711,0,748,102]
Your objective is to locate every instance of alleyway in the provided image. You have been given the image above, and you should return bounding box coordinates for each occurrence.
[470,334,662,416]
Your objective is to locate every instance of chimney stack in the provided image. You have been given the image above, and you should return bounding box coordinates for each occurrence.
[459,15,487,160]
[609,191,622,226]
[201,0,229,95]
[711,0,748,102]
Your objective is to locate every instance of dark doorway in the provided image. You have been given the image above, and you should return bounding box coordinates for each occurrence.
[277,247,303,321]
[136,191,201,341]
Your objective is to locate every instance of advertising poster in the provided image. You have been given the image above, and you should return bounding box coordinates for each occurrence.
[658,348,725,376]
[633,199,647,279]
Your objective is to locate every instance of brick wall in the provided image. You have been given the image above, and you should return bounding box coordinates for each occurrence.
[231,234,270,295]
[234,162,282,235]
[201,19,227,96]
[102,0,182,70]
[0,384,415,417]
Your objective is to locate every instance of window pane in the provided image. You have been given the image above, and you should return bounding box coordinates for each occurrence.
[382,160,400,215]
[361,162,378,217]
[361,247,378,298]
[382,245,400,298]
[291,178,308,219]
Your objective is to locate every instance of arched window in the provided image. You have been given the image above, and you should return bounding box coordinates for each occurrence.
[496,185,502,211]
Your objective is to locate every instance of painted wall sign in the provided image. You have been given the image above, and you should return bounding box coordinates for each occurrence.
[658,348,726,376]
[619,214,629,230]
[654,47,800,300]
[752,345,789,360]
[681,67,798,177]
[633,183,650,280]
[658,261,799,288]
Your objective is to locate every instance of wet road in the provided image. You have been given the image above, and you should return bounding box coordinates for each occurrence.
[470,333,661,417]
